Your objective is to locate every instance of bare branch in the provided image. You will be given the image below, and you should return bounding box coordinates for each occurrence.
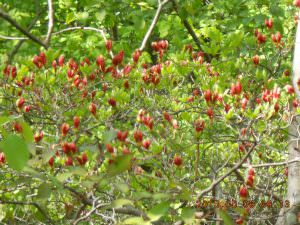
[45,0,54,45]
[51,26,106,39]
[0,34,27,40]
[0,9,47,48]
[139,0,170,51]
[73,202,108,225]
[241,157,300,168]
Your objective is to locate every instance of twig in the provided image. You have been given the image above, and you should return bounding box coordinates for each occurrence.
[73,203,107,225]
[45,0,54,45]
[0,9,47,48]
[139,0,170,51]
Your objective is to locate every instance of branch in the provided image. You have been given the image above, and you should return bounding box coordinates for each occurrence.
[0,199,53,223]
[0,26,113,56]
[171,0,202,50]
[139,0,170,51]
[73,203,108,225]
[197,143,257,199]
[241,157,300,168]
[113,207,149,219]
[52,26,106,39]
[0,34,27,40]
[0,9,47,48]
[44,0,54,45]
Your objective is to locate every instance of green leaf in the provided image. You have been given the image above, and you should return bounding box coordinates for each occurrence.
[111,199,133,208]
[20,121,33,143]
[56,172,72,182]
[66,12,76,24]
[116,183,129,193]
[103,130,117,144]
[96,9,106,22]
[37,183,51,200]
[107,154,132,176]
[0,135,29,171]
[147,201,170,221]
[134,18,146,30]
[0,116,10,126]
[217,210,234,225]
[181,207,195,223]
[76,12,89,21]
[228,31,244,48]
[158,21,170,38]
[123,217,149,225]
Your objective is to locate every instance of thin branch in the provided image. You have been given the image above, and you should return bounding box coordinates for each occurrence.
[0,9,47,48]
[45,0,54,45]
[0,26,113,56]
[139,0,170,51]
[52,26,106,38]
[73,203,108,225]
[0,34,27,40]
[113,207,148,219]
[241,157,300,168]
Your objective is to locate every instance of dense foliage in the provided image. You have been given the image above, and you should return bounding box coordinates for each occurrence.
[0,0,299,224]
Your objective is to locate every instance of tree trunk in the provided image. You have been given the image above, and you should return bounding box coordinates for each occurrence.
[276,11,300,225]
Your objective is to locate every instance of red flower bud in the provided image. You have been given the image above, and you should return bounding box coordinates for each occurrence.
[105,40,113,51]
[89,103,97,116]
[58,55,65,66]
[73,116,80,129]
[133,130,143,143]
[61,123,70,136]
[173,155,183,166]
[194,119,205,133]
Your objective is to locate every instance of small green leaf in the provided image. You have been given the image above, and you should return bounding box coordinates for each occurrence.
[103,130,117,144]
[96,9,106,22]
[181,207,195,223]
[147,201,170,221]
[0,135,29,171]
[0,116,10,126]
[217,210,234,225]
[107,154,132,176]
[158,21,170,38]
[111,199,133,208]
[56,172,72,182]
[116,183,129,193]
[37,183,51,199]
[20,121,33,143]
[123,217,149,225]
[66,12,76,24]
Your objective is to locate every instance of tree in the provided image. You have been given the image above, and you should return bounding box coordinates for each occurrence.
[0,0,299,224]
